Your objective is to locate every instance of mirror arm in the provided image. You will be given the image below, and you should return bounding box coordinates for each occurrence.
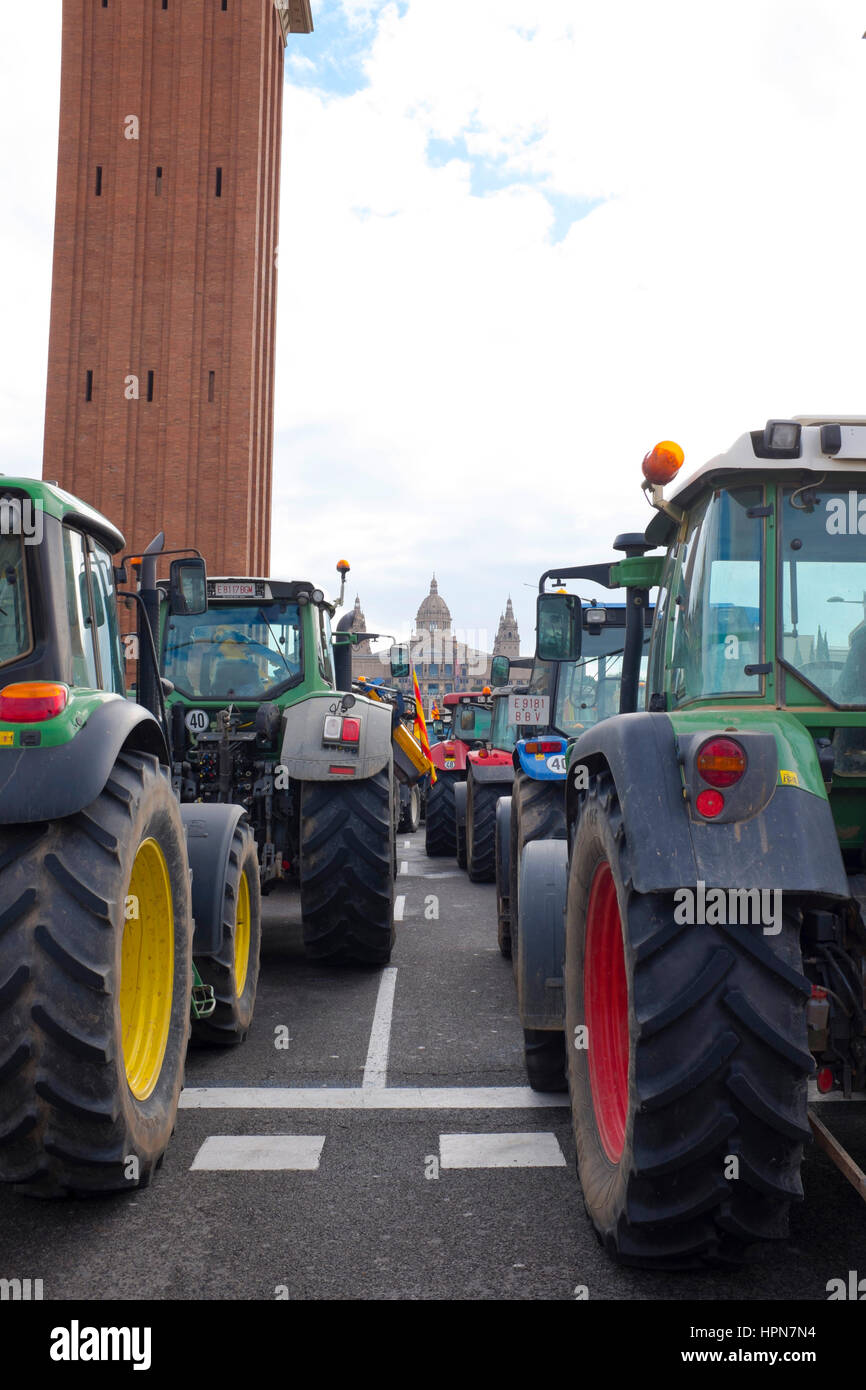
[537,563,617,593]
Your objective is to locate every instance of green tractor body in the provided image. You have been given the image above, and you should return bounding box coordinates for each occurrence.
[519,419,866,1266]
[0,479,262,1197]
[159,574,401,964]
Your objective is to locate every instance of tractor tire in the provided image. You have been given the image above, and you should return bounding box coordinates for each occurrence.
[398,784,421,835]
[523,1029,568,1093]
[300,765,395,965]
[454,781,468,871]
[509,770,566,977]
[0,750,193,1197]
[466,779,500,883]
[495,796,512,957]
[425,773,457,857]
[190,823,262,1047]
[564,770,812,1268]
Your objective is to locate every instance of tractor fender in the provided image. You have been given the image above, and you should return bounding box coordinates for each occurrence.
[180,802,250,955]
[279,691,392,782]
[467,760,515,787]
[430,741,468,772]
[0,698,167,824]
[566,711,849,899]
[496,795,512,901]
[517,840,567,1030]
[454,780,468,828]
[513,739,568,781]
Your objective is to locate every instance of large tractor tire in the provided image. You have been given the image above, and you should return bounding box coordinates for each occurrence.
[495,796,512,957]
[425,773,458,857]
[454,781,468,870]
[300,765,395,965]
[517,840,568,1092]
[189,822,262,1047]
[509,770,566,977]
[564,771,812,1268]
[465,778,500,884]
[398,784,421,835]
[524,1030,568,1093]
[0,751,193,1197]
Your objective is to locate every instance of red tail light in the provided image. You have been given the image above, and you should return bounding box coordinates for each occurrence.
[341,717,361,743]
[696,737,746,788]
[0,682,68,723]
[695,788,724,818]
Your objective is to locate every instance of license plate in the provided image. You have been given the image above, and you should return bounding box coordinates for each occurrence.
[210,581,258,598]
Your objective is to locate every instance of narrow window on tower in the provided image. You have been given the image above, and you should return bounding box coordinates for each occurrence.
[146,371,154,403]
[162,0,168,8]
[215,167,223,197]
[221,0,228,10]
[95,166,103,196]
[85,370,93,402]
[155,166,163,195]
[208,371,215,403]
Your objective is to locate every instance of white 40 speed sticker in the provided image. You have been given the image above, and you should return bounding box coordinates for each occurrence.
[546,754,567,774]
[185,709,210,734]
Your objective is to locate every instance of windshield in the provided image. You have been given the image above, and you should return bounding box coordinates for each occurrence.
[451,703,492,742]
[780,483,866,710]
[0,534,31,668]
[163,601,302,700]
[490,695,518,752]
[552,628,650,735]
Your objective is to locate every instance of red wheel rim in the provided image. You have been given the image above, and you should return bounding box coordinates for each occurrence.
[584,861,629,1163]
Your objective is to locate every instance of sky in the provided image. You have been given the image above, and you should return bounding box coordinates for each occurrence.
[2,1,866,657]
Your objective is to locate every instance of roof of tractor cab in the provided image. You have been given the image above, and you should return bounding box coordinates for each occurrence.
[0,476,125,553]
[443,691,491,706]
[646,417,866,547]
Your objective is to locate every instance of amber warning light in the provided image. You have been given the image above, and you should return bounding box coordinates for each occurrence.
[642,440,684,486]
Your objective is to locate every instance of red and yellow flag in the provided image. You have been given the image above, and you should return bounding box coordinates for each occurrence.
[412,666,436,785]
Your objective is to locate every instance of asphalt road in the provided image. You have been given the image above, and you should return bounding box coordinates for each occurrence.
[1,828,865,1302]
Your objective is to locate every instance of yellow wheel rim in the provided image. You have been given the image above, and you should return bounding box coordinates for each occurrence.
[120,838,174,1101]
[234,870,251,997]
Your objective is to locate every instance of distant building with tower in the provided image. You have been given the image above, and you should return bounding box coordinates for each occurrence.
[42,0,314,573]
[351,575,524,712]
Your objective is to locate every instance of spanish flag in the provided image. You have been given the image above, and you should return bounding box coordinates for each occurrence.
[412,666,436,785]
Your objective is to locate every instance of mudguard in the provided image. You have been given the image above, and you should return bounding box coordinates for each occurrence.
[566,711,849,899]
[280,691,392,781]
[180,802,250,955]
[430,740,469,773]
[495,795,512,908]
[517,840,567,1030]
[454,780,468,828]
[467,759,515,786]
[514,736,568,781]
[0,698,167,824]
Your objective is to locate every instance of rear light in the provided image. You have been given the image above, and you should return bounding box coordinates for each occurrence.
[816,1066,834,1094]
[524,742,539,753]
[695,788,724,818]
[0,682,68,723]
[323,714,361,745]
[525,740,563,755]
[329,765,356,776]
[696,737,747,788]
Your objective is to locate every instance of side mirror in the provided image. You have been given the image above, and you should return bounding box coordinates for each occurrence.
[536,592,582,662]
[169,557,208,616]
[490,654,510,687]
[389,643,411,680]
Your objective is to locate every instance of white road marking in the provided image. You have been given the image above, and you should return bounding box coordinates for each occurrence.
[180,1087,570,1111]
[403,840,411,847]
[422,871,462,879]
[394,895,405,922]
[190,1135,326,1171]
[399,861,409,875]
[362,967,398,1089]
[440,1132,566,1168]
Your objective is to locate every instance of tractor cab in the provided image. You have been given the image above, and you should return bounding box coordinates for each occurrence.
[526,601,653,739]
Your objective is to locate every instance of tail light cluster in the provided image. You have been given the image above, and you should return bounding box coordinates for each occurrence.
[524,739,565,754]
[694,737,746,819]
[0,682,68,723]
[323,714,361,746]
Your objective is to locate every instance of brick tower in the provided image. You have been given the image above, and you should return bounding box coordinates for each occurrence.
[43,0,313,573]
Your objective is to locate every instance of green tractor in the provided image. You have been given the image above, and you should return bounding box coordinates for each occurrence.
[158,565,403,965]
[0,480,261,1196]
[519,419,866,1266]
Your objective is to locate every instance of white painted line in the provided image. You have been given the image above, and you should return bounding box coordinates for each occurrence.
[422,871,461,879]
[190,1135,326,1171]
[180,1086,570,1111]
[440,1132,566,1169]
[362,967,398,1089]
[808,1082,866,1103]
[394,895,405,922]
[399,861,409,875]
[403,840,411,848]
